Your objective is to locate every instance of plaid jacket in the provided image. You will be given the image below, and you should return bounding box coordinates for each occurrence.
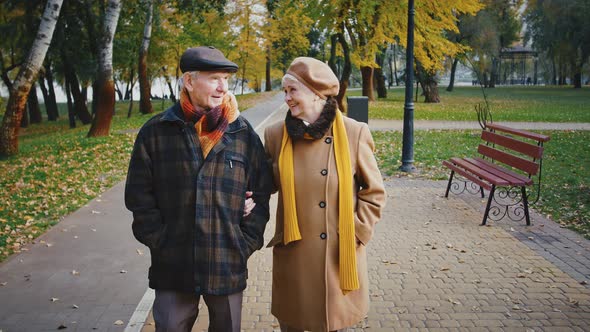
[125,103,272,295]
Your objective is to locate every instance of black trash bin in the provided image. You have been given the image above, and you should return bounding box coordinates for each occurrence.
[346,96,368,123]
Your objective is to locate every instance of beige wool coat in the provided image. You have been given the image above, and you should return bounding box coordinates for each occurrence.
[264,115,386,331]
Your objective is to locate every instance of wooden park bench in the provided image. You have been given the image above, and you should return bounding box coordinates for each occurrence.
[442,123,550,225]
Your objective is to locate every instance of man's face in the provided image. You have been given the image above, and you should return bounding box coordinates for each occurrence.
[185,71,231,110]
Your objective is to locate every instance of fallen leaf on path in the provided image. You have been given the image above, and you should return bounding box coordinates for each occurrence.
[57,324,67,330]
[0,282,7,286]
[120,270,127,274]
[114,320,124,325]
[50,297,59,302]
[71,270,79,276]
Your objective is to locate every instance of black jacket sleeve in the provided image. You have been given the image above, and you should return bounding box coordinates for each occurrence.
[240,128,273,257]
[125,131,167,249]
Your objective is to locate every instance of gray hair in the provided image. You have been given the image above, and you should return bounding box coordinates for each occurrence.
[281,73,300,88]
[178,71,200,91]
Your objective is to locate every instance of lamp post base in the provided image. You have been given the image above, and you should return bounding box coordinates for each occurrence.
[399,163,418,173]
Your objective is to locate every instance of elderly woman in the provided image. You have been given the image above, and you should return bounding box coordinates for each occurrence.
[264,57,386,332]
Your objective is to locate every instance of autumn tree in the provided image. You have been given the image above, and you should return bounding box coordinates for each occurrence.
[265,1,313,73]
[0,0,48,125]
[112,1,143,117]
[0,0,63,156]
[87,0,122,137]
[410,0,483,102]
[525,0,590,88]
[52,1,93,125]
[320,0,481,104]
[322,0,422,102]
[226,0,266,94]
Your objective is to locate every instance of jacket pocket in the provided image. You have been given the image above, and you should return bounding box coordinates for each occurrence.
[134,222,168,250]
[223,152,248,194]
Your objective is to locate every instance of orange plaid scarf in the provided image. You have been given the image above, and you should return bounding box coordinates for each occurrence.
[180,89,238,158]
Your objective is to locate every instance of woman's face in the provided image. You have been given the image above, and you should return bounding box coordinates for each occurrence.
[283,78,322,123]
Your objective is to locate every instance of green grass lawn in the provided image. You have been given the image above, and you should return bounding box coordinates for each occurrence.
[347,86,590,122]
[372,129,590,238]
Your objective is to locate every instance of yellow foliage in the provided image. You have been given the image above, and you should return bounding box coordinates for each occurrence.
[265,1,314,72]
[326,0,483,72]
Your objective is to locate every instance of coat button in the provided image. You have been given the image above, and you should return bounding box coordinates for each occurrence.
[319,201,326,208]
[325,137,332,144]
[321,169,328,176]
[320,232,327,240]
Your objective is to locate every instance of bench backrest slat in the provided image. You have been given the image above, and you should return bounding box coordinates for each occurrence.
[481,131,544,159]
[486,123,550,142]
[477,144,540,175]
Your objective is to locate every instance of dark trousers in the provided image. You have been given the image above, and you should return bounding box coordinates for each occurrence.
[153,289,243,332]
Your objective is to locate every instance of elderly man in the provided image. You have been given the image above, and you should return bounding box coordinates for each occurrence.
[125,46,272,331]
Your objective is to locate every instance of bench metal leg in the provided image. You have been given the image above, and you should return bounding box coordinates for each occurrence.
[482,185,496,225]
[445,170,455,198]
[480,186,485,198]
[521,186,531,226]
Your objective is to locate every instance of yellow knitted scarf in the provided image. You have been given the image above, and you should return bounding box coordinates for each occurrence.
[279,110,359,293]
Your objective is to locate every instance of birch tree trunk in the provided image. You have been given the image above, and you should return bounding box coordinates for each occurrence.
[0,0,63,156]
[138,0,154,114]
[88,0,122,137]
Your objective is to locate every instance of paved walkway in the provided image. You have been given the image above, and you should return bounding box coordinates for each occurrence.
[1,92,589,331]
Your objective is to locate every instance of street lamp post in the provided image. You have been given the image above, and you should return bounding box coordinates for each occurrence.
[400,0,417,172]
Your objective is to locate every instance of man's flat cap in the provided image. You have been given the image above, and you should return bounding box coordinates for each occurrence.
[180,46,238,73]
